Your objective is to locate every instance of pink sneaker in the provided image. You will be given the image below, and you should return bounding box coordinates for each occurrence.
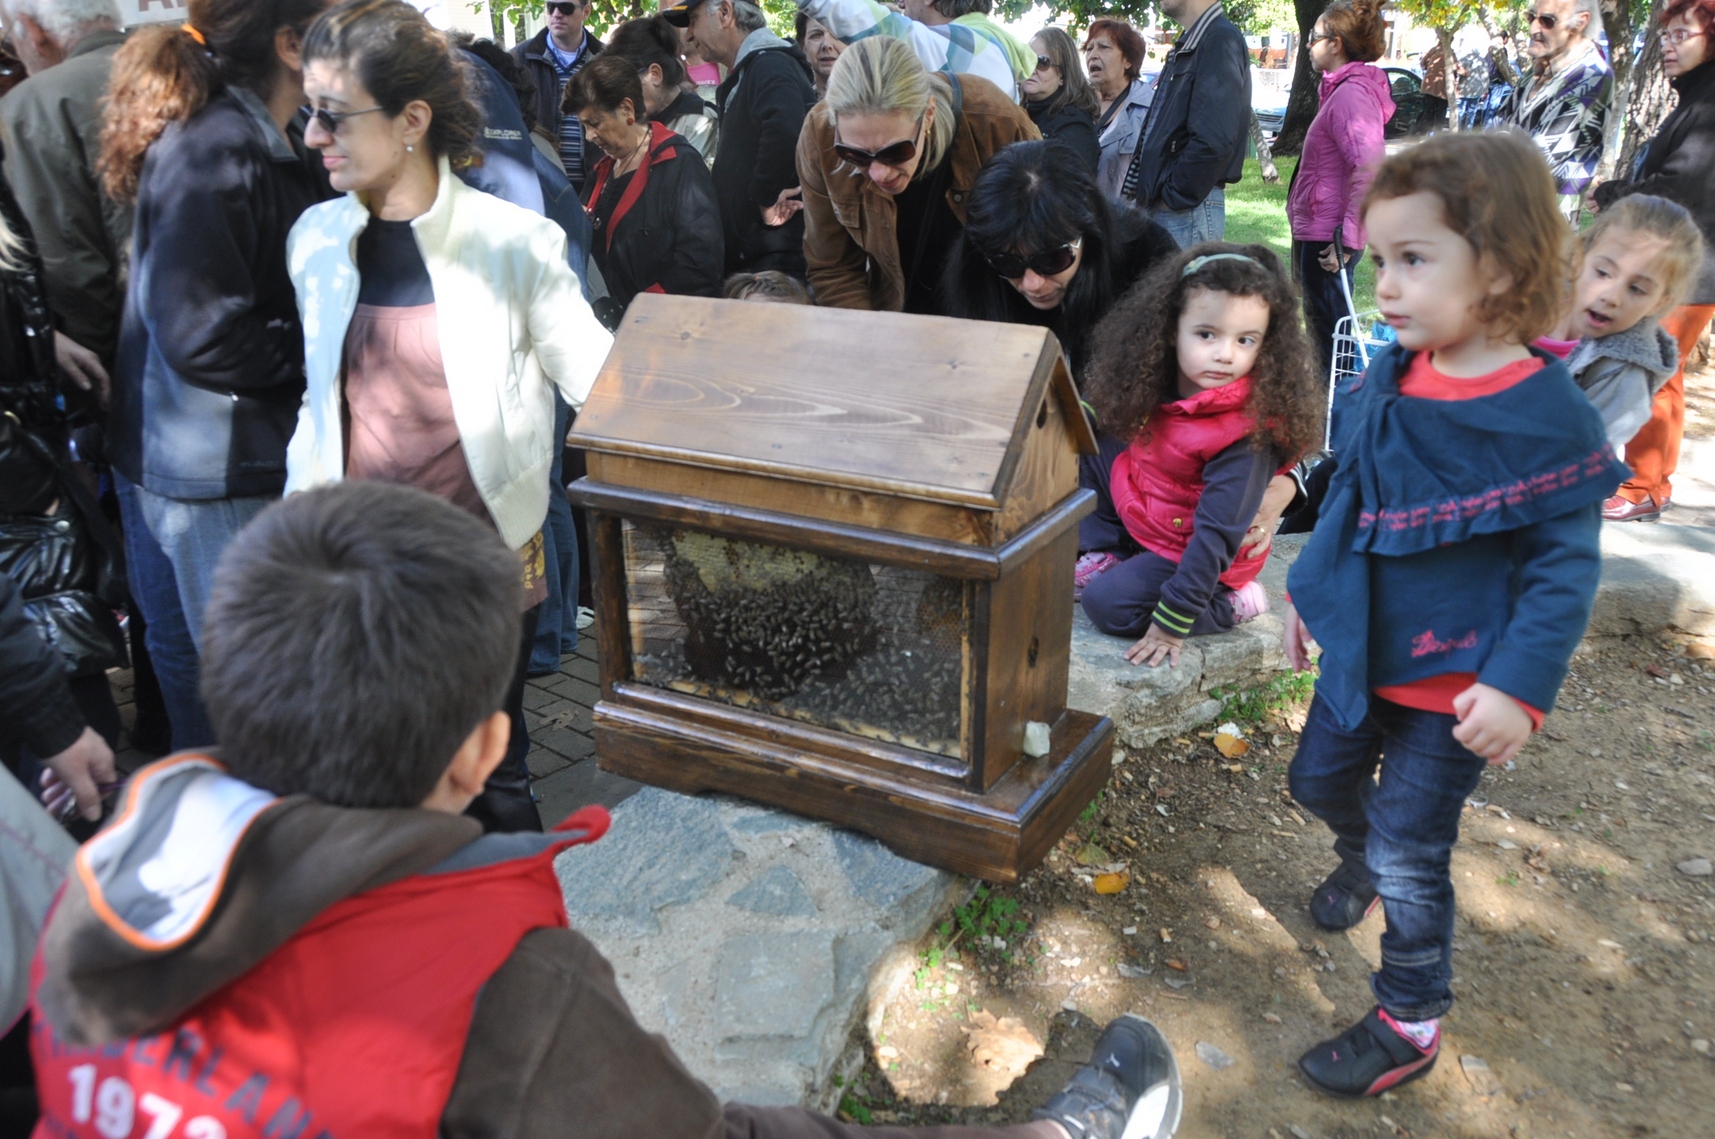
[1229,581,1269,623]
[1073,552,1120,600]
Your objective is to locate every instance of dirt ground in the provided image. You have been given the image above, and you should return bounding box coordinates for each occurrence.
[834,366,1715,1138]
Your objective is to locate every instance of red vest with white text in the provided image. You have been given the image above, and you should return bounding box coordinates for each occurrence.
[30,806,610,1139]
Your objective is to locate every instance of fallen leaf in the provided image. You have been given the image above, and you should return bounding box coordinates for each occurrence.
[1645,664,1670,679]
[1165,957,1188,971]
[1074,842,1110,866]
[1094,870,1130,894]
[1214,731,1250,758]
[961,1010,1043,1077]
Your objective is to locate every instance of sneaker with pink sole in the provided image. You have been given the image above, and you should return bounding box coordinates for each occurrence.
[1229,581,1269,623]
[1073,552,1120,601]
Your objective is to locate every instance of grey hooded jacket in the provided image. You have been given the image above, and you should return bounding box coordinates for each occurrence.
[1564,317,1680,451]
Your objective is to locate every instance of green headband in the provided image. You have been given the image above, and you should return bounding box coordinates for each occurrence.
[1181,252,1261,277]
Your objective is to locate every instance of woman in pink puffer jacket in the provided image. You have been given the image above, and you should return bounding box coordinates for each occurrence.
[1287,0,1394,376]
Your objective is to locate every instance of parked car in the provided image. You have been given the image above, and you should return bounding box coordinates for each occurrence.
[1251,65,1426,143]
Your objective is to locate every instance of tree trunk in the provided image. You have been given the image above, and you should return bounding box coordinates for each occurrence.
[1250,110,1280,182]
[1619,28,1675,179]
[1272,0,1326,155]
[1437,26,1458,129]
[1596,0,1637,180]
[1477,5,1519,86]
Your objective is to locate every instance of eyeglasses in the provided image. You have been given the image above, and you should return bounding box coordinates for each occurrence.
[545,1,586,13]
[832,114,925,169]
[1307,31,1336,45]
[1525,10,1559,29]
[301,104,386,134]
[984,238,1083,280]
[1660,27,1706,45]
[1034,54,1053,72]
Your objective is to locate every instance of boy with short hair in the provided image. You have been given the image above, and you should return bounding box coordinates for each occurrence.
[28,481,1181,1139]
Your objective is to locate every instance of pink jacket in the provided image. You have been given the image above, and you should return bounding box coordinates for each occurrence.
[1287,62,1394,249]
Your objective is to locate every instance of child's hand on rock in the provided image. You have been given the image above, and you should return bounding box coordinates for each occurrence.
[1126,624,1184,668]
[1451,682,1531,765]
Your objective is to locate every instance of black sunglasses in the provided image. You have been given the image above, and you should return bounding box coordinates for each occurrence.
[546,0,586,13]
[984,238,1083,280]
[1034,53,1053,71]
[301,103,385,133]
[1526,10,1559,28]
[832,114,924,169]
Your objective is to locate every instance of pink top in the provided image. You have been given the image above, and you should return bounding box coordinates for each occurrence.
[1534,335,1579,360]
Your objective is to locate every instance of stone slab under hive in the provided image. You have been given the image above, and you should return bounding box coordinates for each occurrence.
[623,522,966,757]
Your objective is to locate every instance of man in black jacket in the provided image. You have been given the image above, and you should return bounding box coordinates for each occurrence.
[510,0,604,193]
[668,0,815,276]
[1119,0,1249,248]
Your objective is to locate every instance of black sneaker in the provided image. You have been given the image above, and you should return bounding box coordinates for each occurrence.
[1298,1007,1439,1098]
[1033,1015,1182,1139]
[1309,856,1379,930]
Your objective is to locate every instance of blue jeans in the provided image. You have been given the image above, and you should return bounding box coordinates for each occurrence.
[114,476,208,750]
[1288,692,1489,1021]
[529,394,580,675]
[1151,188,1226,249]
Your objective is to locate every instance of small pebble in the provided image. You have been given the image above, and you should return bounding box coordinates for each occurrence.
[1678,858,1713,878]
[1691,1039,1710,1055]
[1263,1012,1283,1024]
[1195,1041,1236,1070]
[1289,1127,1311,1139]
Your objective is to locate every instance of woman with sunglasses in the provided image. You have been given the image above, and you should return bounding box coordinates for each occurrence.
[1286,0,1391,377]
[1589,0,1715,522]
[283,0,612,832]
[940,138,1176,378]
[566,55,724,326]
[798,35,1036,312]
[1021,28,1099,175]
[97,0,334,751]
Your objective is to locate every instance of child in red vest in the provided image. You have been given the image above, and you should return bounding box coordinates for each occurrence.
[1075,244,1323,667]
[1284,132,1626,1099]
[25,480,1185,1139]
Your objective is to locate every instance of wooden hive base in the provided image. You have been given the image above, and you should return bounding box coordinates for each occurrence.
[593,694,1113,883]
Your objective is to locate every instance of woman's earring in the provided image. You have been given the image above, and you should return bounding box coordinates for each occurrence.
[406,143,414,153]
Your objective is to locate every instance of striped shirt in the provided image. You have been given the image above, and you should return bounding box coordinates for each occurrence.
[546,32,592,190]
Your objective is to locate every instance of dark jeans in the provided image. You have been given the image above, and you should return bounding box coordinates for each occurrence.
[113,473,215,751]
[1293,238,1359,383]
[529,394,580,675]
[1077,434,1137,555]
[1288,693,1489,1021]
[467,605,545,833]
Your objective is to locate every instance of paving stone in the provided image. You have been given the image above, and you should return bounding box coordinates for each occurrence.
[530,725,592,762]
[526,746,572,780]
[566,655,600,684]
[558,789,735,932]
[727,865,819,917]
[831,829,947,931]
[522,685,563,713]
[534,760,642,827]
[715,932,835,1040]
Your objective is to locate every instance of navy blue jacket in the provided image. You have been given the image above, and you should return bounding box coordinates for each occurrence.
[1122,5,1250,210]
[1287,346,1627,730]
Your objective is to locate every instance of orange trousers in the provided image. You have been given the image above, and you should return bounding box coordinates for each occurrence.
[1619,303,1715,505]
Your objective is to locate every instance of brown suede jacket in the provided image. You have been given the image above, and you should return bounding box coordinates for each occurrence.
[796,74,1037,311]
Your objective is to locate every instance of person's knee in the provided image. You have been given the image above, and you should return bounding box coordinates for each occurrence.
[1080,569,1141,637]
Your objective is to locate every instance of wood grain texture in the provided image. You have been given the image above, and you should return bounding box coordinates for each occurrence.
[570,294,1074,509]
[594,701,1114,882]
[975,528,1078,791]
[996,381,1083,540]
[586,453,995,545]
[591,514,632,699]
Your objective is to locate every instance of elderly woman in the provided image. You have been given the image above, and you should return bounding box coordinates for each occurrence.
[603,15,720,164]
[795,8,847,99]
[1082,17,1152,202]
[940,139,1175,377]
[283,0,613,832]
[1022,27,1099,173]
[797,35,1036,313]
[567,54,724,324]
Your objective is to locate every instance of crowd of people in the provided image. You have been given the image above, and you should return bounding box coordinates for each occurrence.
[2,0,1714,1133]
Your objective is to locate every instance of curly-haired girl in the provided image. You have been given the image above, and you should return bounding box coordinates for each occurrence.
[1075,242,1323,668]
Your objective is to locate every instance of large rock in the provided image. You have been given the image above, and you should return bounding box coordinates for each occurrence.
[557,790,965,1108]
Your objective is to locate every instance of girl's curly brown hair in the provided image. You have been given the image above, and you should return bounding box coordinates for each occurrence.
[1082,242,1323,464]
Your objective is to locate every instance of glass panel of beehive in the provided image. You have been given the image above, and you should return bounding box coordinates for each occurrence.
[621,522,965,759]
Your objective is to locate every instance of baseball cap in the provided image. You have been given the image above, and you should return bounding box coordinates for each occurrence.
[661,0,711,27]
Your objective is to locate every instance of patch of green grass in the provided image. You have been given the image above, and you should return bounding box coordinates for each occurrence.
[1210,670,1318,728]
[1225,157,1376,314]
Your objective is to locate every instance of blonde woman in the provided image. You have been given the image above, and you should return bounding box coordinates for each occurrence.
[796,35,1035,312]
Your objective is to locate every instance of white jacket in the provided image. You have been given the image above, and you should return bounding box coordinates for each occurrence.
[284,158,613,549]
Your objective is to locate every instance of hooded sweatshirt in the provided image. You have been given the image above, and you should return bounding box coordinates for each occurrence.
[28,756,726,1139]
[1561,316,1681,450]
[1287,61,1394,249]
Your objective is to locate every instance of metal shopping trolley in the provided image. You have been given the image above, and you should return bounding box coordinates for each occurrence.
[1324,232,1391,451]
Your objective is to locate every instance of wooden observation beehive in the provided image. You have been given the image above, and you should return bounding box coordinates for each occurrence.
[567,295,1114,881]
